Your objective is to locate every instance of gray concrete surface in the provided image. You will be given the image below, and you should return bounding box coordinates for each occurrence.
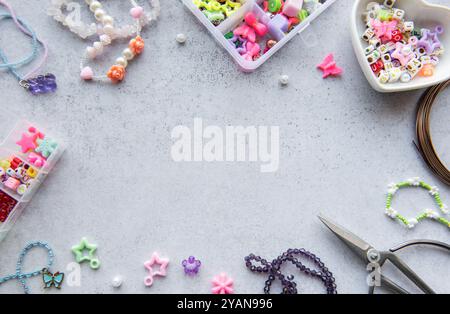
[0,0,449,294]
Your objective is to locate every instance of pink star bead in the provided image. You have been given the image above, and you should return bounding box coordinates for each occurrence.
[212,273,234,294]
[391,42,414,66]
[144,252,169,287]
[16,133,37,153]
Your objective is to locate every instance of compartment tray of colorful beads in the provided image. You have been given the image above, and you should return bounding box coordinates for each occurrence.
[183,0,336,71]
[361,0,445,84]
[0,121,64,243]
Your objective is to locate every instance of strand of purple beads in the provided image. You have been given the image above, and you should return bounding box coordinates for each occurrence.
[245,248,337,294]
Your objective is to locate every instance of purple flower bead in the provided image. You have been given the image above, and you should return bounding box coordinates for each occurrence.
[182,256,201,275]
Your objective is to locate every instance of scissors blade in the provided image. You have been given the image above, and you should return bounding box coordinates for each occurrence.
[318,214,373,263]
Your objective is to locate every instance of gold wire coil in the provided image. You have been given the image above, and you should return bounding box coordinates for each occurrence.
[416,80,450,186]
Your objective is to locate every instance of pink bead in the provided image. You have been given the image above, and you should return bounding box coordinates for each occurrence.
[28,152,46,168]
[4,177,20,191]
[130,6,144,19]
[283,0,304,17]
[80,67,94,80]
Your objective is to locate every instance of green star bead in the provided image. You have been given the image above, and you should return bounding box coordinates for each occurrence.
[71,238,101,270]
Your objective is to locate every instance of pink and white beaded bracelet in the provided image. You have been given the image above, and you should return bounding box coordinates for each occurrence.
[48,0,160,83]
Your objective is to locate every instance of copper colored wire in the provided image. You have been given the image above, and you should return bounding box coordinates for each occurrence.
[415,80,450,186]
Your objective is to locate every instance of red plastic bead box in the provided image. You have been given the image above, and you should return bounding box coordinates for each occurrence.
[182,0,336,71]
[0,121,65,243]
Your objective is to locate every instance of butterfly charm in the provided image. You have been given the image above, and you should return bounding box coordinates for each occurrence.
[233,12,268,43]
[371,19,398,42]
[42,268,64,289]
[317,54,343,78]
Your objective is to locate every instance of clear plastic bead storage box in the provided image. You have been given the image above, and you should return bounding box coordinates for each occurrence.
[0,120,65,243]
[182,0,336,71]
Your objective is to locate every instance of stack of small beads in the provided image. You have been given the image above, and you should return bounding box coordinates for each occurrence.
[193,0,242,26]
[362,0,445,84]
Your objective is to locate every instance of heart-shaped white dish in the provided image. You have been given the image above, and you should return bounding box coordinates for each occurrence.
[351,0,450,93]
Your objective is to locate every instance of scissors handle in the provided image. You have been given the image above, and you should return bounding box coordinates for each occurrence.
[383,252,436,294]
[390,240,450,253]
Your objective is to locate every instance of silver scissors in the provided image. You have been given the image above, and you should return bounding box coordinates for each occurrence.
[318,214,450,294]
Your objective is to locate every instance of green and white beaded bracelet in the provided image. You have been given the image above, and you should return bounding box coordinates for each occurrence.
[385,177,450,229]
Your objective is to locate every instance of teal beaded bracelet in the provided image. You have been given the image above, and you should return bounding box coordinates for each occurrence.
[385,178,450,229]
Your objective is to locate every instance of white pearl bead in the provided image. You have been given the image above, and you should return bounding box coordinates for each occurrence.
[94,8,105,21]
[89,1,101,12]
[102,15,114,25]
[122,48,134,60]
[111,275,123,288]
[176,33,187,44]
[103,24,115,36]
[279,74,289,85]
[86,46,96,59]
[100,34,111,45]
[93,41,103,54]
[116,57,128,68]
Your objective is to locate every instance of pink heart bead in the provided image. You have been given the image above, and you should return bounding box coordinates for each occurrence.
[130,6,144,19]
[80,67,94,80]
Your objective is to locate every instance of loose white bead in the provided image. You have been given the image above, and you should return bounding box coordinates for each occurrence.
[93,41,103,54]
[89,1,102,12]
[116,57,128,68]
[94,8,105,21]
[111,275,123,288]
[102,15,114,25]
[103,24,115,36]
[279,74,289,85]
[176,33,187,44]
[123,48,135,60]
[86,46,97,59]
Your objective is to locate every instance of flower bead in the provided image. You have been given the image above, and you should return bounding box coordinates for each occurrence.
[385,207,397,219]
[407,177,420,186]
[429,186,439,196]
[212,273,234,294]
[129,36,145,55]
[107,65,126,83]
[387,183,398,195]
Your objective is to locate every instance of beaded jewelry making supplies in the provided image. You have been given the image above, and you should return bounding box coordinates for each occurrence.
[71,237,101,269]
[0,121,64,243]
[0,241,62,294]
[48,0,160,83]
[385,178,450,229]
[211,273,234,294]
[0,0,56,95]
[361,0,445,84]
[144,252,169,287]
[182,256,201,276]
[43,269,65,289]
[416,80,450,186]
[244,248,337,294]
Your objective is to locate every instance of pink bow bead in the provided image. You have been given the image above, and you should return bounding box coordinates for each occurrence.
[28,152,46,168]
[371,19,398,41]
[234,12,268,43]
[242,41,260,61]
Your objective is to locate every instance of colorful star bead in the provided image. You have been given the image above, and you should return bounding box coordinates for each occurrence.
[71,237,101,269]
[35,137,58,159]
[144,252,169,287]
[16,133,38,154]
[182,256,201,275]
[212,273,234,294]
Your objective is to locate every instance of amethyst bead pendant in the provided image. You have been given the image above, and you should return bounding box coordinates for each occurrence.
[21,73,57,95]
[182,256,201,276]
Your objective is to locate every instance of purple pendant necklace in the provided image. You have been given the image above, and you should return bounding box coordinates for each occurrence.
[0,0,56,95]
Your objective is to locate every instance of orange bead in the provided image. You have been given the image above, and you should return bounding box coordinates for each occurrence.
[420,64,435,77]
